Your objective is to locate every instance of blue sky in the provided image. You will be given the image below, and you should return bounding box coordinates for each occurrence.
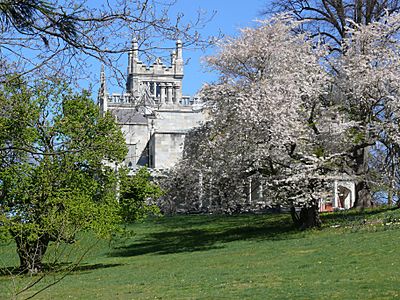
[171,0,266,95]
[100,0,267,96]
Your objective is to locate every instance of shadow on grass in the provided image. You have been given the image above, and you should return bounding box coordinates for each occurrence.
[114,207,400,258]
[72,263,123,272]
[321,206,400,225]
[0,263,123,277]
[111,214,300,257]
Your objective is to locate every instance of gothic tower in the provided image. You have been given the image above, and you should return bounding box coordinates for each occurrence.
[98,40,205,171]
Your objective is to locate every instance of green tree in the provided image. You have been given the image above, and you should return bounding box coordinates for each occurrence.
[0,77,127,274]
[119,167,163,223]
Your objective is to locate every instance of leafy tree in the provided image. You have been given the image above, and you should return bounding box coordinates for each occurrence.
[119,167,163,223]
[265,0,400,207]
[165,15,337,228]
[332,14,400,207]
[0,77,127,274]
[166,13,400,228]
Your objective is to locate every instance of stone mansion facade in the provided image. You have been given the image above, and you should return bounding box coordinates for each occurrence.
[97,39,354,212]
[97,40,206,171]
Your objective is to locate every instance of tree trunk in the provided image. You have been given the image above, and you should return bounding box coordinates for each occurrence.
[290,203,321,230]
[388,188,393,207]
[352,147,374,209]
[388,156,396,207]
[353,181,374,209]
[14,234,50,274]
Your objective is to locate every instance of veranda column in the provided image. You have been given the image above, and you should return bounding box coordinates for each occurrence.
[159,82,166,105]
[152,82,157,100]
[166,83,173,104]
[174,83,182,104]
[258,180,263,200]
[198,172,203,209]
[248,177,252,204]
[333,180,338,208]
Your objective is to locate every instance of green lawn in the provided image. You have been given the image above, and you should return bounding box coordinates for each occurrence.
[1,208,400,299]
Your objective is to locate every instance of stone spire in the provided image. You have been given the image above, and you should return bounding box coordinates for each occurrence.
[98,64,108,114]
[175,40,183,76]
[128,38,139,74]
[127,38,139,93]
[100,64,107,93]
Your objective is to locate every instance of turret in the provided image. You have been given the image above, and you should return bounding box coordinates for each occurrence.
[175,40,183,77]
[127,38,139,93]
[129,39,139,73]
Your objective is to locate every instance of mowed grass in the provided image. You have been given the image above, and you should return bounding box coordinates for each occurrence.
[1,208,400,299]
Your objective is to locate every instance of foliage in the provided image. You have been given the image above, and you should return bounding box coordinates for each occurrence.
[266,1,400,207]
[0,77,127,273]
[0,0,76,36]
[326,12,400,207]
[163,15,339,226]
[119,167,163,223]
[164,12,400,226]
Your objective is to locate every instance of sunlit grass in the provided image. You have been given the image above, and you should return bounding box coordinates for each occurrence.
[1,208,400,299]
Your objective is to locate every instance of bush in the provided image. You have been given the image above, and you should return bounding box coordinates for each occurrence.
[119,167,163,223]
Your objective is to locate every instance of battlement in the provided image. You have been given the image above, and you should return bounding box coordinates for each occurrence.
[107,93,134,104]
[132,57,181,77]
[97,39,206,170]
[106,92,201,108]
[98,39,188,110]
[126,40,184,100]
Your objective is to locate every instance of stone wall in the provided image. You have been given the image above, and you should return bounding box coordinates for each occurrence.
[150,132,186,169]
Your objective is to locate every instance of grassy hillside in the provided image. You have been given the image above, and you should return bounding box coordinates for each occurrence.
[1,208,400,299]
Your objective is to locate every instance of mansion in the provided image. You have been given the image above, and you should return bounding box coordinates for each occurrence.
[97,39,355,212]
[97,40,206,171]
